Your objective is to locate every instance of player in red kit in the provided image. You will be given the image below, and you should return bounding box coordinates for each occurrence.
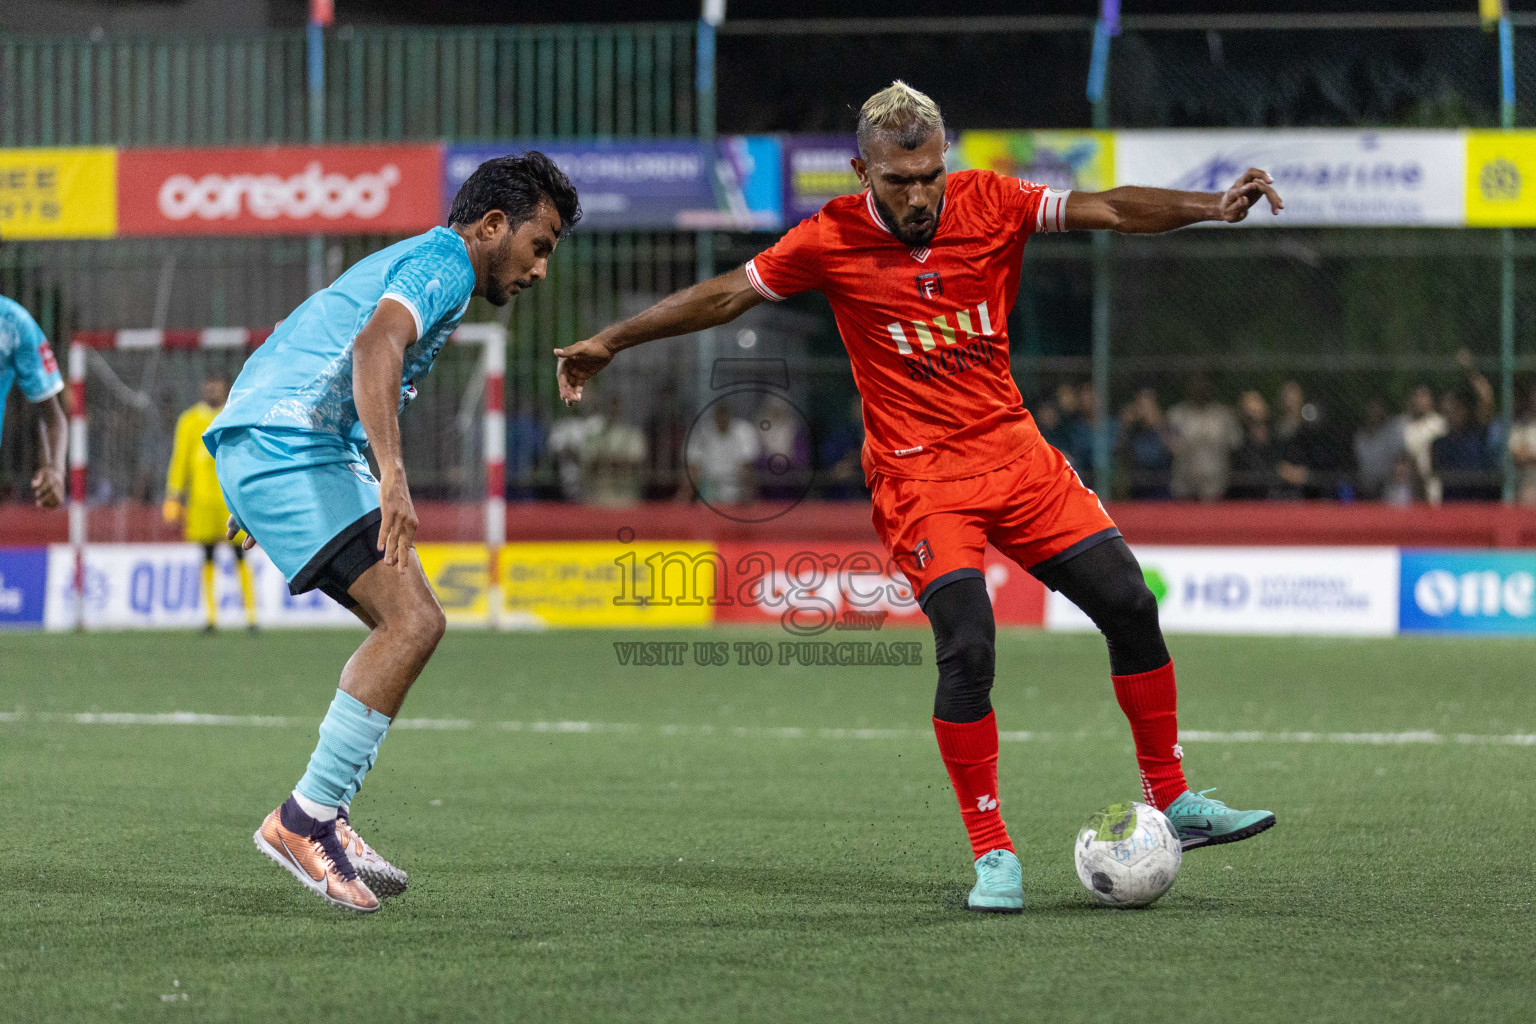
[556,81,1281,913]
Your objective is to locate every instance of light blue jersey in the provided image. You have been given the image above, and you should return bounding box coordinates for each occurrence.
[0,295,65,448]
[204,227,476,591]
[208,226,476,449]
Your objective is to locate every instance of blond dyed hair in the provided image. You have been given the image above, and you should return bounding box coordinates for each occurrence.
[856,80,945,158]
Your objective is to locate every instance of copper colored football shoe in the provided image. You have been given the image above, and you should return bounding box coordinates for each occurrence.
[253,797,379,913]
[336,810,409,898]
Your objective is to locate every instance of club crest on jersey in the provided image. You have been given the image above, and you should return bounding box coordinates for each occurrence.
[912,539,932,569]
[915,271,943,300]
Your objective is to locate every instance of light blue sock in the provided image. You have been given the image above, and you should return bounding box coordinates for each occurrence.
[295,690,392,811]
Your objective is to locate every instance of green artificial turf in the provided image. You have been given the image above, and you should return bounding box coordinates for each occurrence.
[2,629,1533,1022]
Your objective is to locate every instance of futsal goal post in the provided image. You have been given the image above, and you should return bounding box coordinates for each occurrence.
[66,322,507,629]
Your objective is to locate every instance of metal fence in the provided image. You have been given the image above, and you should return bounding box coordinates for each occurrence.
[0,24,698,145]
[5,16,1536,511]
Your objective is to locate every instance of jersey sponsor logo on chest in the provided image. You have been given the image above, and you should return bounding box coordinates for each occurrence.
[884,300,993,356]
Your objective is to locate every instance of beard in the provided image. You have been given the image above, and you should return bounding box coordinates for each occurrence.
[482,241,525,307]
[872,192,941,248]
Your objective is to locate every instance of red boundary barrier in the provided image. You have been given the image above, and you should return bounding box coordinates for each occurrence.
[6,500,1536,548]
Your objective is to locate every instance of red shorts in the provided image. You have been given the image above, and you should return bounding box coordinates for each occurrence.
[870,440,1120,607]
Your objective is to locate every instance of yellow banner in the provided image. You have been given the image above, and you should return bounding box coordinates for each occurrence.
[500,542,716,628]
[416,543,493,625]
[957,131,1114,193]
[0,148,117,239]
[1467,131,1536,226]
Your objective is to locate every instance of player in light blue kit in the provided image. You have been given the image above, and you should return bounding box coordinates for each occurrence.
[206,154,581,912]
[0,294,68,509]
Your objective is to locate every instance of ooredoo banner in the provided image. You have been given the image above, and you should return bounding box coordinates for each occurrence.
[117,145,442,236]
[1046,546,1401,636]
[1114,130,1466,227]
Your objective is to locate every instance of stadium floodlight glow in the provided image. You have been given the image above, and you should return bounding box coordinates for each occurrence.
[67,323,509,630]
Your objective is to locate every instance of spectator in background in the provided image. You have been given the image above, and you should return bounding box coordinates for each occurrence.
[1038,382,1094,473]
[548,403,603,501]
[1227,389,1275,499]
[644,380,689,500]
[581,394,649,507]
[1427,351,1500,503]
[1400,384,1446,496]
[1431,390,1499,501]
[1274,380,1349,499]
[505,405,547,500]
[754,393,812,502]
[1116,387,1173,499]
[686,401,759,505]
[1166,374,1240,501]
[1510,385,1536,506]
[818,394,866,500]
[1383,452,1423,507]
[1352,396,1406,500]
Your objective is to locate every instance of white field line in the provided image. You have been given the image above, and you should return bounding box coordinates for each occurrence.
[0,710,1532,746]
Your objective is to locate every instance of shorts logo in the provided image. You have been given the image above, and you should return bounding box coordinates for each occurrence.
[913,539,932,569]
[915,271,943,299]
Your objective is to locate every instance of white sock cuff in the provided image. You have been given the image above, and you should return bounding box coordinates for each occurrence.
[292,789,339,821]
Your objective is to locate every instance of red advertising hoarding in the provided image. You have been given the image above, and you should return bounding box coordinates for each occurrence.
[712,541,1045,631]
[117,145,442,236]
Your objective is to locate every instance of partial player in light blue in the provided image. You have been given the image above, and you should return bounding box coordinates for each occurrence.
[0,294,65,448]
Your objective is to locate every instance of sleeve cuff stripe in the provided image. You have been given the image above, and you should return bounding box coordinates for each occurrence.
[27,378,65,403]
[1035,189,1072,234]
[744,260,787,302]
[380,292,424,341]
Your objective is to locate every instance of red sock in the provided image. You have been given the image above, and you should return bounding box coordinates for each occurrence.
[932,711,1015,859]
[1112,660,1188,810]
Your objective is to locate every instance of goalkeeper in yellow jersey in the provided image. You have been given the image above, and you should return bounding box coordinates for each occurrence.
[164,375,257,631]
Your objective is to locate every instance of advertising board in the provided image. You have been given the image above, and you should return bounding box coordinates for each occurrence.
[1115,130,1465,226]
[1046,546,1400,636]
[117,145,442,236]
[1399,549,1536,634]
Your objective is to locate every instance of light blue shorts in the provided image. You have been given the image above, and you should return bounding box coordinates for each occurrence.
[208,426,381,592]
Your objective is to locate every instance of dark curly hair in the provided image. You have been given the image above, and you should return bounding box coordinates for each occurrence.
[448,151,581,237]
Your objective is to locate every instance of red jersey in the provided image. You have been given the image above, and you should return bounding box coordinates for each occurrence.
[746,169,1070,483]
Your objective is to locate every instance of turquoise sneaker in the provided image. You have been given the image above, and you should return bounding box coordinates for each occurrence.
[966,849,1024,914]
[1163,788,1276,850]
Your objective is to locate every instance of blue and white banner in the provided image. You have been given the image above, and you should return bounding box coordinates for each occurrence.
[42,544,358,631]
[1114,130,1466,227]
[444,137,782,231]
[1399,549,1536,635]
[0,546,48,628]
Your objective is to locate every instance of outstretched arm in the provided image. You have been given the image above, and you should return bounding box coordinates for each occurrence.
[1066,168,1283,234]
[555,265,765,405]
